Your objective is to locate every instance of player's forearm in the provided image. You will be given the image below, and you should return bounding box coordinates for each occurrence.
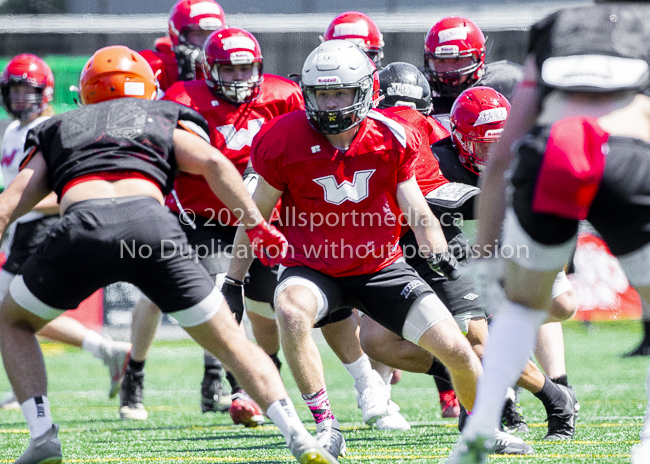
[411,211,448,255]
[203,157,263,230]
[227,227,255,282]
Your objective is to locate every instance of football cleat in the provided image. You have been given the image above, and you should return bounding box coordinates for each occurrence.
[492,429,534,455]
[500,387,528,433]
[200,370,231,413]
[390,369,402,385]
[354,370,390,425]
[543,384,576,440]
[287,428,339,464]
[0,392,20,410]
[440,389,461,418]
[375,400,411,431]
[119,368,148,421]
[316,418,346,457]
[14,423,62,464]
[230,391,265,427]
[447,429,533,463]
[99,337,132,399]
[623,342,650,358]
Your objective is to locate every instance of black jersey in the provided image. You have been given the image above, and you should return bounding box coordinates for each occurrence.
[428,60,523,115]
[431,136,479,220]
[23,98,209,200]
[530,3,650,96]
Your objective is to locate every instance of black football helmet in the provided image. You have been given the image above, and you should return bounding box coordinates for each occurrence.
[377,62,433,115]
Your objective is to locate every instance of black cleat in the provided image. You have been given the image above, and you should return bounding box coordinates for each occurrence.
[120,368,148,421]
[500,388,529,434]
[623,342,650,357]
[200,371,231,413]
[543,384,576,440]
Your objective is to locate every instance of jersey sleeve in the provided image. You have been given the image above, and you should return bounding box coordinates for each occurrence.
[287,85,305,111]
[21,118,58,169]
[396,126,420,184]
[250,117,289,192]
[175,103,210,143]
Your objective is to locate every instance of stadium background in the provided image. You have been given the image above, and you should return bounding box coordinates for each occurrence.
[0,0,640,333]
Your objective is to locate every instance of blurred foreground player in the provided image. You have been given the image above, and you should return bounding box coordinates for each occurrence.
[0,45,336,464]
[448,2,650,463]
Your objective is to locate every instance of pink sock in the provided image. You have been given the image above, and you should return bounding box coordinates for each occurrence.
[302,387,335,424]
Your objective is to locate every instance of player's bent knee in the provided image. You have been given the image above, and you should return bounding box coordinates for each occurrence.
[168,287,223,328]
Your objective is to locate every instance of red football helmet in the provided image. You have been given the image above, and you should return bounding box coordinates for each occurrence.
[202,27,263,103]
[168,0,226,50]
[449,86,510,175]
[1,54,54,121]
[424,16,486,97]
[79,46,158,105]
[323,11,384,66]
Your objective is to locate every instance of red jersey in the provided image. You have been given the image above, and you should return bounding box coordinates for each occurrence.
[163,74,304,224]
[252,110,420,277]
[427,115,451,145]
[382,107,448,196]
[139,37,207,91]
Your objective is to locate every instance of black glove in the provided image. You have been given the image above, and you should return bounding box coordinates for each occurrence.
[427,252,460,281]
[175,44,200,81]
[221,276,245,324]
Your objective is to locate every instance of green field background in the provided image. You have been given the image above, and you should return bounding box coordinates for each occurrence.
[1,320,648,463]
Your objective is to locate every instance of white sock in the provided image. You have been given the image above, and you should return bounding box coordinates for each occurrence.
[464,301,547,438]
[21,396,53,438]
[372,363,394,385]
[266,397,308,444]
[81,330,105,360]
[343,354,373,382]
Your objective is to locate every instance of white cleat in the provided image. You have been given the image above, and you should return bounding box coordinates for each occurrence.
[355,369,390,425]
[288,428,339,464]
[376,400,411,431]
[0,392,20,410]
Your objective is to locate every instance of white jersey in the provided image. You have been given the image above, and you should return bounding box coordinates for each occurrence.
[1,116,50,224]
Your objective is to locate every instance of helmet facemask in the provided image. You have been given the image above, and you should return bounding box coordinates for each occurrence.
[451,125,502,175]
[2,81,46,122]
[303,76,373,135]
[206,58,263,103]
[425,51,484,97]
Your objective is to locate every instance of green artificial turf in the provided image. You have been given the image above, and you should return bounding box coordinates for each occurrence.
[1,320,647,463]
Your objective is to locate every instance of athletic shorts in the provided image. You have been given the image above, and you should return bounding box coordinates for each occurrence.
[14,196,220,325]
[504,125,650,286]
[402,229,485,320]
[3,214,60,275]
[275,261,435,338]
[181,215,277,305]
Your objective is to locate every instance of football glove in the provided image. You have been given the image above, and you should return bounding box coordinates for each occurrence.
[246,220,288,267]
[222,276,245,324]
[175,44,200,81]
[427,252,460,280]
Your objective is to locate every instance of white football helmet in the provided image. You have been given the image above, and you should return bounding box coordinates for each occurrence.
[301,40,375,134]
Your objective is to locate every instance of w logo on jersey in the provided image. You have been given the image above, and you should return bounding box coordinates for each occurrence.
[216,118,264,150]
[313,169,376,205]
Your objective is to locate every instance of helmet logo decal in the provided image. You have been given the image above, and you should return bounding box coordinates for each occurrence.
[387,82,423,99]
[474,107,508,126]
[438,26,468,43]
[198,17,223,28]
[333,23,369,37]
[313,169,376,206]
[222,36,256,51]
[316,76,341,84]
[484,129,504,138]
[229,51,254,65]
[124,81,145,96]
[189,2,222,17]
[434,45,460,57]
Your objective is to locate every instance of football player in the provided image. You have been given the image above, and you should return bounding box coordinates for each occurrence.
[0,45,335,464]
[449,2,650,462]
[139,0,226,91]
[224,40,530,459]
[0,54,131,410]
[119,27,304,425]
